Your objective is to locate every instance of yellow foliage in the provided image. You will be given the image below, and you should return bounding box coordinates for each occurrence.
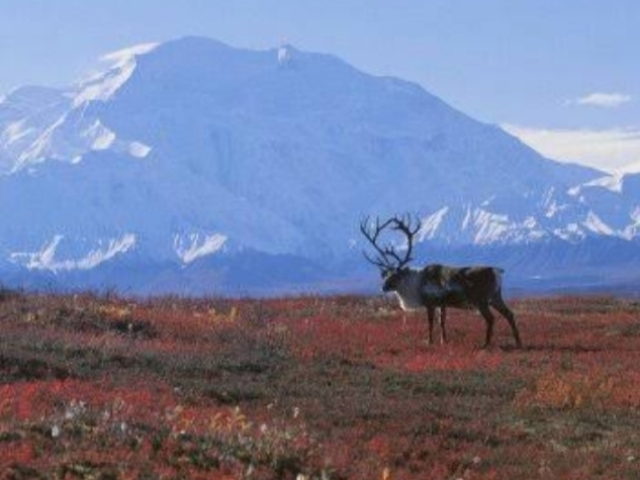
[206,305,239,325]
[382,467,391,480]
[98,305,132,319]
[516,371,616,409]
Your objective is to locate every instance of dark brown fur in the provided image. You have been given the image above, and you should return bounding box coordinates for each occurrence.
[418,264,522,348]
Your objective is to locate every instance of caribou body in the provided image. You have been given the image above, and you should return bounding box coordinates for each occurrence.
[360,215,523,348]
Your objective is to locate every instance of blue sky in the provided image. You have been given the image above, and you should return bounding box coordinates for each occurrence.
[1,0,638,172]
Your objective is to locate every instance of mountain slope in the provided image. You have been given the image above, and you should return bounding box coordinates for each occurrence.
[0,36,637,293]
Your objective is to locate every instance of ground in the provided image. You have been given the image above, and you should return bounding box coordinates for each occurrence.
[0,289,639,479]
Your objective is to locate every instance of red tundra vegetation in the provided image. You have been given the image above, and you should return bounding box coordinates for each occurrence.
[0,288,639,479]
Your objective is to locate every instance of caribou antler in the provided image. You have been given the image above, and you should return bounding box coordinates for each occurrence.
[360,214,422,272]
[389,214,421,268]
[359,216,396,271]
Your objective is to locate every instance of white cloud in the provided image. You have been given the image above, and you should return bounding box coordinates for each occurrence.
[570,92,632,108]
[502,124,640,174]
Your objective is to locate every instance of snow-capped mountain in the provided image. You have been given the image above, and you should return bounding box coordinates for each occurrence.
[1,36,638,294]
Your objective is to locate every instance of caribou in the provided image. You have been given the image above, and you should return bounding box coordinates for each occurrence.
[360,215,523,348]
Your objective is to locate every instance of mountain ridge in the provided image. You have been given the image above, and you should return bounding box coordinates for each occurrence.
[0,36,638,294]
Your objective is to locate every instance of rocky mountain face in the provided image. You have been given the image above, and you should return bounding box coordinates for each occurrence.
[0,36,638,295]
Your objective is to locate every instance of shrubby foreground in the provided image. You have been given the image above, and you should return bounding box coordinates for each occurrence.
[0,290,639,478]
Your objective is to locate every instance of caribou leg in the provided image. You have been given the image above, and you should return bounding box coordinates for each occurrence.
[490,296,523,348]
[478,303,495,348]
[426,305,437,344]
[439,306,448,344]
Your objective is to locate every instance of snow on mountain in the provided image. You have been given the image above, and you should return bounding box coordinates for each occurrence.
[0,86,71,172]
[174,233,227,264]
[10,233,136,273]
[0,36,639,293]
[73,43,159,107]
